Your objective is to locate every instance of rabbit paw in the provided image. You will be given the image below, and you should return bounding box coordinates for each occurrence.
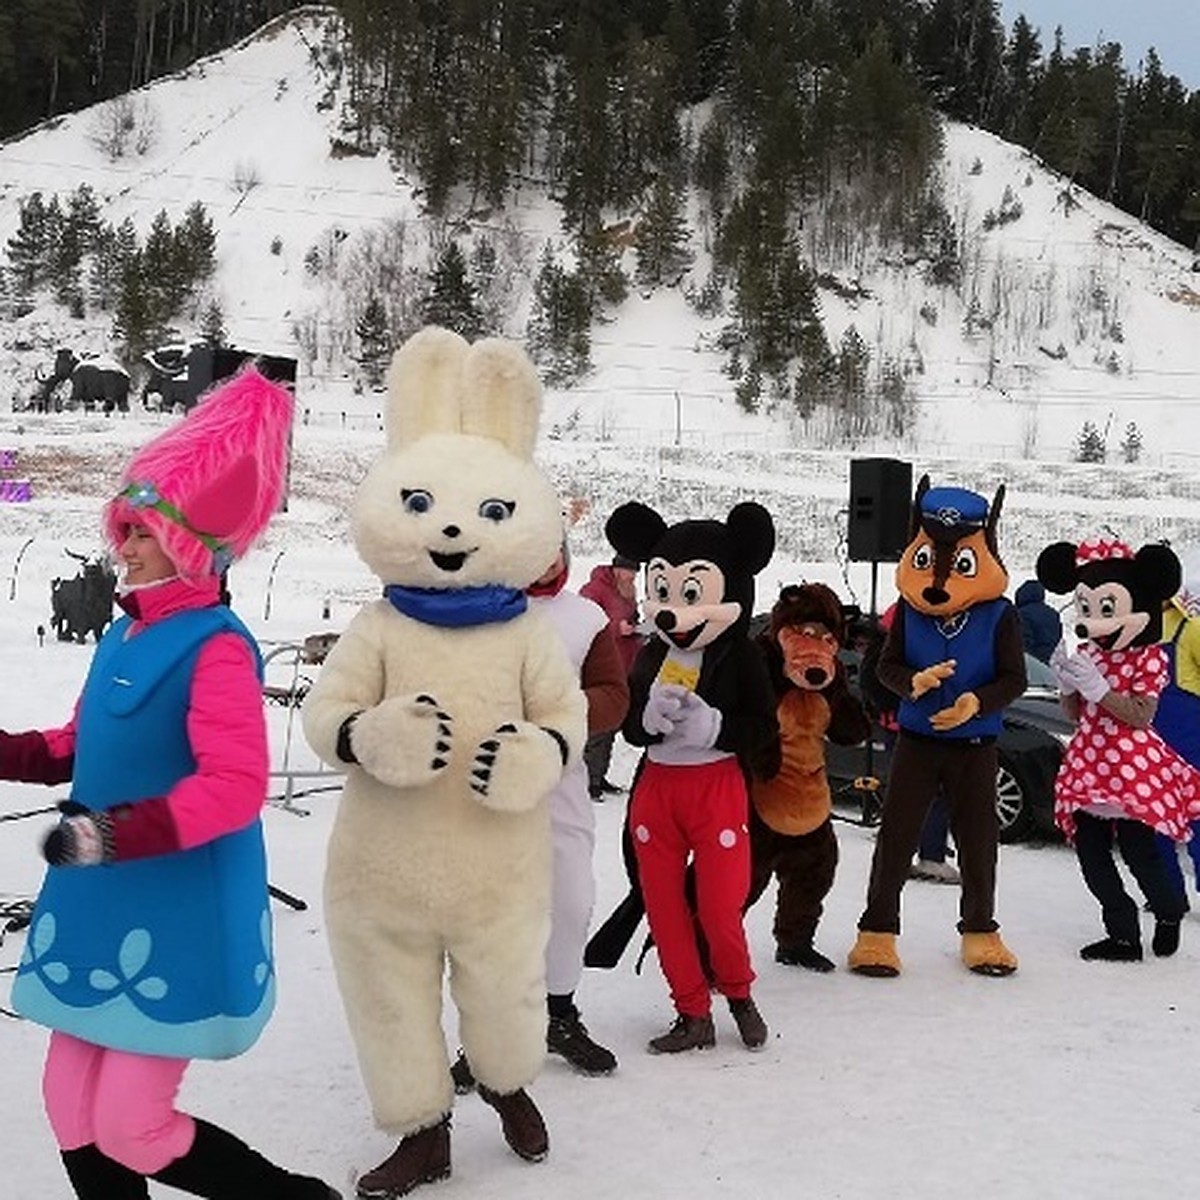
[350,693,453,789]
[469,721,565,813]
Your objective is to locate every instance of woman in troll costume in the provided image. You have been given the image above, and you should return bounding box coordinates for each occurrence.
[1,369,340,1198]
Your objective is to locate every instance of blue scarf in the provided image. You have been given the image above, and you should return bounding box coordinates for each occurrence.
[384,583,527,627]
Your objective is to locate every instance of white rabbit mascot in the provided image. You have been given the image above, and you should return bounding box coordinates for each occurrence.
[302,327,586,1198]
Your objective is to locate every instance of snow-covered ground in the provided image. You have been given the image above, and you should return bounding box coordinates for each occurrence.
[2,480,1199,1199]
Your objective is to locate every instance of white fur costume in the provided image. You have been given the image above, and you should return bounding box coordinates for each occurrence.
[302,328,586,1135]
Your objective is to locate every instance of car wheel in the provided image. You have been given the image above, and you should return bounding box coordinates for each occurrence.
[996,752,1036,844]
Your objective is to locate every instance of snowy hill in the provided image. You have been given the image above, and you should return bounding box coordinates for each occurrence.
[3,6,1200,590]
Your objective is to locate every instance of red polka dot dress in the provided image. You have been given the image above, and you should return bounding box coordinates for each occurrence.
[1055,644,1200,842]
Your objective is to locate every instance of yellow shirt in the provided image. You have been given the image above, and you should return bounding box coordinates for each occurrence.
[1163,607,1200,697]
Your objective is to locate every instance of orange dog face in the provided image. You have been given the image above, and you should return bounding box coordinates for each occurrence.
[895,479,1008,617]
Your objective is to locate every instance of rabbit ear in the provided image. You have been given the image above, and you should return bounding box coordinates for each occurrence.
[384,326,471,450]
[458,337,543,460]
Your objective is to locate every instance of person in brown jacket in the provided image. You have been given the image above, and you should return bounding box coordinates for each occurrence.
[580,553,643,799]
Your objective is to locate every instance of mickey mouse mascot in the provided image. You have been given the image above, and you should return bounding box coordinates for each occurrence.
[847,478,1026,978]
[606,500,779,1054]
[1037,536,1200,961]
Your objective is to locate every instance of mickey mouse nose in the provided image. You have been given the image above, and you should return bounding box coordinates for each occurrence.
[655,610,677,632]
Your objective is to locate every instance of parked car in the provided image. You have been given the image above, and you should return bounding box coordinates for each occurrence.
[826,647,1072,842]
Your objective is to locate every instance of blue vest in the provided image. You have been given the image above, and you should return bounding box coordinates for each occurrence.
[897,599,1008,739]
[12,608,276,1060]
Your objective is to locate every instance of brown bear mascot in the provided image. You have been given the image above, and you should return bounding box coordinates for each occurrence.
[746,582,870,972]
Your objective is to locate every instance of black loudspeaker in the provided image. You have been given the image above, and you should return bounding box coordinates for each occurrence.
[847,458,913,563]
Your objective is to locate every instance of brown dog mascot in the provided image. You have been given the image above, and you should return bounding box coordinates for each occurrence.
[747,583,870,972]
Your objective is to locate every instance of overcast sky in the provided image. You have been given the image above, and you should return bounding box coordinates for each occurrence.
[997,0,1200,90]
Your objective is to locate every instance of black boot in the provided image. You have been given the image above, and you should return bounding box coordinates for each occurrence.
[61,1145,150,1199]
[477,1085,549,1162]
[775,941,836,972]
[449,1050,476,1095]
[151,1119,340,1198]
[1079,936,1143,962]
[356,1118,451,1199]
[547,1007,618,1075]
[1153,918,1182,958]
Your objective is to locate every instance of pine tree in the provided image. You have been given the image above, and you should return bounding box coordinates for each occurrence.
[468,236,502,335]
[142,209,179,331]
[1075,421,1107,463]
[356,294,391,390]
[693,111,731,222]
[526,246,591,386]
[199,299,227,348]
[1119,421,1142,463]
[836,325,871,432]
[575,225,628,313]
[6,192,51,293]
[636,175,694,288]
[114,248,153,362]
[176,201,217,286]
[421,241,483,340]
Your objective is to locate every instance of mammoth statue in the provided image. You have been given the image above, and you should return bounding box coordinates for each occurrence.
[70,354,131,413]
[33,350,130,414]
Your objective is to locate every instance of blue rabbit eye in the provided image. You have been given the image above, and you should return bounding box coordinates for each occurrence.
[401,489,433,514]
[478,498,515,522]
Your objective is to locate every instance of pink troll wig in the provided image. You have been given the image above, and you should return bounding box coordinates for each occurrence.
[103,366,294,577]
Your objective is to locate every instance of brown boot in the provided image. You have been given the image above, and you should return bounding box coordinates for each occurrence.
[647,1012,716,1054]
[477,1086,549,1163]
[728,996,768,1049]
[847,930,902,977]
[356,1118,451,1199]
[961,931,1018,976]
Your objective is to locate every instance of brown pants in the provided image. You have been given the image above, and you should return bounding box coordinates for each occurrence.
[746,812,838,950]
[859,732,1000,935]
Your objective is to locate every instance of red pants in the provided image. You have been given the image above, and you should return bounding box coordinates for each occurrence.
[631,757,754,1016]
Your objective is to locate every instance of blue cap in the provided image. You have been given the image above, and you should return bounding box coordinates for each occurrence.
[920,486,988,529]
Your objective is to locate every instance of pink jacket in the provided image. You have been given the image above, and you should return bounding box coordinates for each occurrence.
[0,576,267,859]
[580,564,643,674]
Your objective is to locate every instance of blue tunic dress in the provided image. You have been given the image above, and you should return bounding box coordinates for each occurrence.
[11,607,276,1059]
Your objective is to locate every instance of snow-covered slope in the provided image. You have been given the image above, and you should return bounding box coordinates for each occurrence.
[2,6,1199,472]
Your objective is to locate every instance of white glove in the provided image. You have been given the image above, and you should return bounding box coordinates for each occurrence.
[667,691,723,750]
[1049,642,1077,696]
[1061,654,1110,704]
[643,685,687,736]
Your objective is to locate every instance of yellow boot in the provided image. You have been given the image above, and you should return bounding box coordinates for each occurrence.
[961,931,1018,976]
[847,930,901,977]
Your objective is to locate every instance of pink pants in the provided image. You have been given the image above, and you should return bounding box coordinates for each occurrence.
[43,1031,195,1174]
[631,757,754,1016]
